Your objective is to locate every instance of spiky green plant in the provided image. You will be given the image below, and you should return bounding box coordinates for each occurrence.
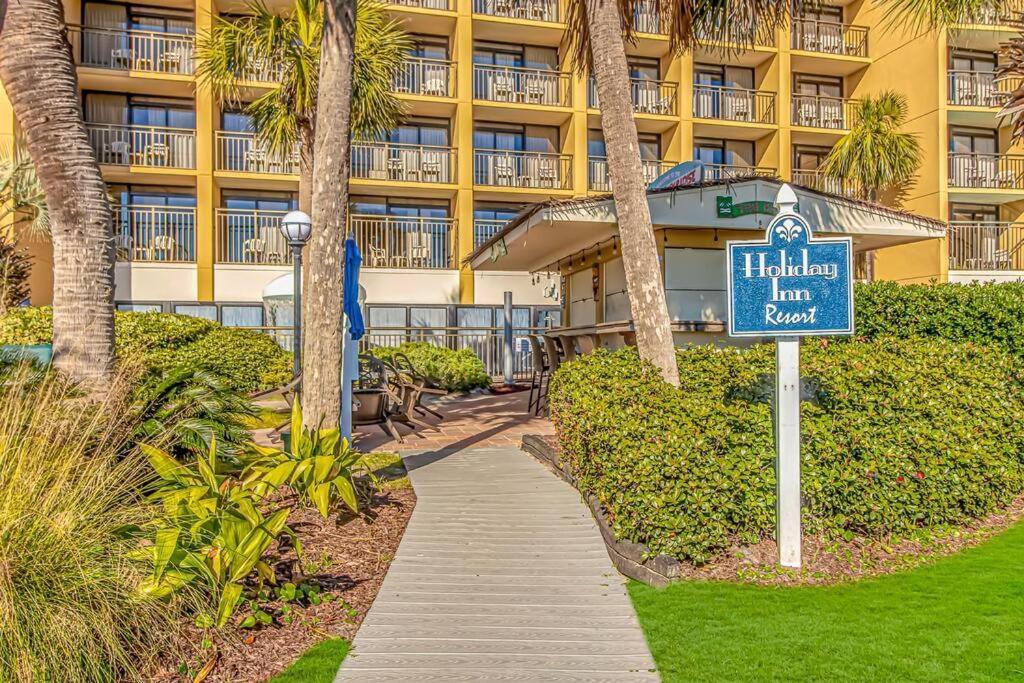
[820,91,922,202]
[0,151,48,237]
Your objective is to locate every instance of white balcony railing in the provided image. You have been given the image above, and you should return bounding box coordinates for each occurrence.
[588,77,677,115]
[351,215,456,269]
[389,0,452,9]
[791,19,868,57]
[632,0,663,33]
[86,122,196,168]
[948,222,1024,270]
[473,64,572,106]
[588,156,672,192]
[949,153,1024,189]
[216,209,291,264]
[394,57,454,97]
[113,204,196,262]
[351,141,456,184]
[947,70,1017,107]
[474,149,572,189]
[792,169,858,196]
[473,219,507,249]
[704,163,776,182]
[70,25,195,75]
[472,0,559,22]
[693,84,776,123]
[791,94,859,129]
[215,131,300,174]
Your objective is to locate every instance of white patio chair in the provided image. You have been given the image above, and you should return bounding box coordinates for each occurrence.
[243,238,267,263]
[152,235,178,261]
[492,74,515,101]
[407,232,432,268]
[110,48,133,69]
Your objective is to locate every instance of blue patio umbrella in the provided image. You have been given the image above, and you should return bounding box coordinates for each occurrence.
[344,237,365,341]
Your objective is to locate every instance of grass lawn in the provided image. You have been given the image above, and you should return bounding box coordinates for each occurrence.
[269,639,349,683]
[629,522,1024,682]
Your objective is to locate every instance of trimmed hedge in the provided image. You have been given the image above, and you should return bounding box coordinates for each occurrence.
[0,307,290,393]
[549,340,1024,564]
[370,342,490,392]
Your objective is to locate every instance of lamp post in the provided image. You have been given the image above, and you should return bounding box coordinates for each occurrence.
[279,210,311,377]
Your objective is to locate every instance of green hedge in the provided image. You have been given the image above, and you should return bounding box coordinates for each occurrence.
[369,342,490,392]
[549,340,1024,564]
[0,307,290,393]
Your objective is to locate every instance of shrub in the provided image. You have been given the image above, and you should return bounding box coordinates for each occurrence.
[171,326,292,394]
[370,341,490,392]
[115,311,217,361]
[0,305,51,345]
[549,340,1024,564]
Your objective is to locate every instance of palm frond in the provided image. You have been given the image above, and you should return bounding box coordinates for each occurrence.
[998,18,1024,140]
[878,0,1006,32]
[0,151,49,237]
[352,0,411,138]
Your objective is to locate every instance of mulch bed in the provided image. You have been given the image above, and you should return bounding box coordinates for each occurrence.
[154,487,415,682]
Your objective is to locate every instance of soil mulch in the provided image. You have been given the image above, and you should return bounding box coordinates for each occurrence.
[154,486,415,682]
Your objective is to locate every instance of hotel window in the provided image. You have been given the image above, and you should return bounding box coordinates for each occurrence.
[84,92,195,129]
[474,123,559,152]
[950,203,999,223]
[410,35,449,60]
[950,127,998,154]
[794,73,842,98]
[693,138,755,168]
[794,3,842,23]
[472,42,557,70]
[694,63,753,89]
[82,2,193,33]
[793,145,832,172]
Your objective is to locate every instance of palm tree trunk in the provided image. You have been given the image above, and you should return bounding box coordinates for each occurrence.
[301,0,355,428]
[298,121,314,215]
[0,0,116,390]
[584,0,679,386]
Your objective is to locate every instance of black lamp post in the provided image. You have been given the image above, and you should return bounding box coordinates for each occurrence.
[279,210,312,377]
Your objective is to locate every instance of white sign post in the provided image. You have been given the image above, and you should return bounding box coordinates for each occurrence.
[726,185,854,568]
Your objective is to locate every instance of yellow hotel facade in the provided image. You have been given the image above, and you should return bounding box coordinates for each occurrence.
[1,0,1023,330]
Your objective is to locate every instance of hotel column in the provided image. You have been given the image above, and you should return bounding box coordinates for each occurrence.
[194,0,217,302]
[455,0,476,303]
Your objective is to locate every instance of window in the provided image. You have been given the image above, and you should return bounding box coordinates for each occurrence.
[117,303,163,313]
[474,124,559,153]
[795,3,842,22]
[386,118,450,147]
[628,57,660,81]
[950,127,997,154]
[793,145,832,171]
[664,248,727,322]
[83,2,193,34]
[473,203,522,222]
[410,35,449,60]
[350,196,450,218]
[694,138,754,167]
[694,64,753,89]
[473,42,557,70]
[174,304,218,320]
[221,305,264,327]
[793,73,842,98]
[588,130,660,160]
[221,110,253,132]
[84,92,195,129]
[950,49,997,73]
[950,203,999,222]
[222,191,298,213]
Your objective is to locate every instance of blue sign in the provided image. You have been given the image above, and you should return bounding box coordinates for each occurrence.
[727,211,853,337]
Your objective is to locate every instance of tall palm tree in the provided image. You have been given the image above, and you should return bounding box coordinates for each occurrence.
[0,0,116,390]
[820,91,922,202]
[196,0,409,214]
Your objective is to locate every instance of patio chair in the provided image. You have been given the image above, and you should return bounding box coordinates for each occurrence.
[492,74,515,101]
[526,334,549,415]
[407,232,432,268]
[368,244,388,268]
[152,235,178,261]
[378,358,442,433]
[243,238,267,263]
[115,234,134,261]
[353,388,404,443]
[388,352,445,420]
[249,373,302,437]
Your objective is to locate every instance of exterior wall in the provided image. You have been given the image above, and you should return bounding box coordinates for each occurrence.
[949,270,1024,283]
[472,271,555,306]
[114,263,198,301]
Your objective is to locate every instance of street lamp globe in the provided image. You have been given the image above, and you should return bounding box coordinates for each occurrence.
[280,210,312,244]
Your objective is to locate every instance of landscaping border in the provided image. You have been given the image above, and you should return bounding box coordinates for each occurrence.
[520,434,681,587]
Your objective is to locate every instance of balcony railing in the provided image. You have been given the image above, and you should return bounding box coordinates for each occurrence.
[588,77,677,115]
[588,156,673,192]
[69,25,195,75]
[473,64,572,106]
[704,163,776,182]
[693,85,776,124]
[351,141,456,184]
[633,0,663,33]
[474,219,507,248]
[216,209,291,264]
[352,215,456,269]
[113,204,196,262]
[472,0,559,21]
[792,169,858,196]
[474,149,572,189]
[948,222,1024,270]
[394,57,454,97]
[957,1,1024,24]
[389,0,452,10]
[86,122,196,168]
[239,55,286,83]
[791,19,868,57]
[695,22,777,47]
[791,94,859,129]
[216,131,300,175]
[948,70,1018,107]
[949,153,1024,189]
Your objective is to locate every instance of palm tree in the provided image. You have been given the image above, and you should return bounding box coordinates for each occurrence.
[0,151,49,237]
[196,0,409,214]
[998,18,1024,139]
[820,91,922,202]
[0,0,116,390]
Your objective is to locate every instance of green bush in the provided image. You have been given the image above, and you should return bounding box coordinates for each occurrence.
[0,305,51,345]
[549,340,1024,564]
[370,341,490,392]
[171,327,292,394]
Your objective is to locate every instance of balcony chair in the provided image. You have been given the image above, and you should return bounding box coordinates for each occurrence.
[492,74,515,102]
[368,243,388,268]
[245,147,267,171]
[143,142,169,166]
[420,157,443,183]
[725,94,751,122]
[110,48,133,69]
[243,238,267,263]
[104,140,131,165]
[422,75,447,97]
[537,162,558,188]
[527,0,547,20]
[407,232,433,268]
[524,77,546,104]
[132,56,154,71]
[159,51,182,71]
[819,32,843,54]
[115,234,134,261]
[494,162,517,186]
[495,0,514,15]
[151,235,178,261]
[387,156,407,181]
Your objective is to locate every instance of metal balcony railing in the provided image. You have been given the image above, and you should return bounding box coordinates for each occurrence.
[351,141,456,184]
[216,209,291,264]
[86,122,196,168]
[791,94,859,129]
[216,131,300,174]
[474,219,507,248]
[694,22,777,46]
[69,25,195,75]
[588,156,673,191]
[473,64,572,106]
[633,0,663,33]
[113,204,196,262]
[238,55,286,83]
[791,169,858,196]
[588,77,677,115]
[947,70,1018,107]
[473,0,559,21]
[948,222,1024,270]
[949,153,1024,189]
[389,0,452,10]
[957,0,1024,24]
[791,19,868,57]
[693,84,776,124]
[704,163,776,182]
[351,214,456,269]
[394,57,454,97]
[474,149,572,189]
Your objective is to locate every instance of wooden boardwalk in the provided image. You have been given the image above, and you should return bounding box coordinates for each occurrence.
[336,446,659,682]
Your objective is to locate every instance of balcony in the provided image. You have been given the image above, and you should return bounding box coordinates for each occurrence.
[791,94,859,130]
[216,209,291,264]
[792,169,858,196]
[948,70,1016,107]
[474,149,571,189]
[791,19,868,58]
[351,141,456,184]
[70,25,194,75]
[704,163,776,181]
[113,204,195,262]
[352,214,456,269]
[957,0,1024,25]
[87,123,196,168]
[473,0,559,21]
[473,65,571,107]
[394,57,454,97]
[633,0,663,33]
[474,219,506,248]
[948,153,1024,190]
[693,85,776,124]
[216,131,300,175]
[948,222,1024,270]
[389,0,452,10]
[588,156,673,192]
[239,55,286,84]
[588,78,677,115]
